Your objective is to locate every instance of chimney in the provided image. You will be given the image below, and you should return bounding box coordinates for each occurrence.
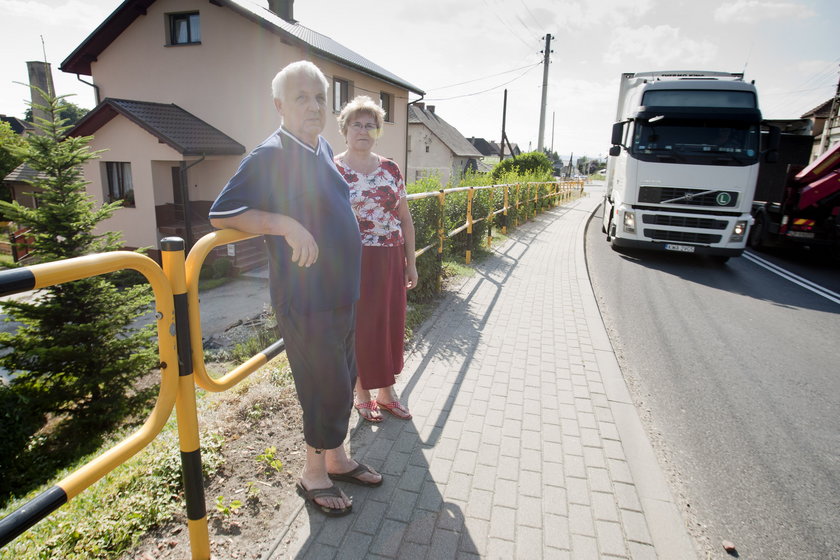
[428,105,435,114]
[27,61,55,128]
[268,0,295,22]
[415,102,425,110]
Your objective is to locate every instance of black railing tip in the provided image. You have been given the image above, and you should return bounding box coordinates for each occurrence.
[160,238,185,251]
[0,485,67,548]
[0,267,36,297]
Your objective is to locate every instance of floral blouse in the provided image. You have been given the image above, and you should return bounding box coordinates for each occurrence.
[334,156,406,247]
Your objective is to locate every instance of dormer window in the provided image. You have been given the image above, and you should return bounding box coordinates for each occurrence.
[169,12,201,45]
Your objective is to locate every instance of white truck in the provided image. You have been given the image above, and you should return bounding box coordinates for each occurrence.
[602,70,779,262]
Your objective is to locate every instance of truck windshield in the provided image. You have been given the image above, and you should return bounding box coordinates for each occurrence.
[630,119,759,165]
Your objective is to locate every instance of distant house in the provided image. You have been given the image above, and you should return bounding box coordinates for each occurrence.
[468,137,499,158]
[0,115,33,136]
[801,99,839,162]
[490,140,521,159]
[407,103,483,184]
[57,0,423,263]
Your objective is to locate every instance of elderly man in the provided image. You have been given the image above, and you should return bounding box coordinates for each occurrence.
[209,60,381,516]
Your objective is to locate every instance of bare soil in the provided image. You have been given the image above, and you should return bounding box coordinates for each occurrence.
[125,323,307,560]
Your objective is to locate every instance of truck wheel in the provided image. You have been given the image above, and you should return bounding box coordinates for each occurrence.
[749,215,766,251]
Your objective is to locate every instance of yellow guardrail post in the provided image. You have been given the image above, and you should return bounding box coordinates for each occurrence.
[466,187,474,264]
[531,184,540,218]
[503,185,509,234]
[514,183,521,227]
[486,189,495,248]
[160,238,210,560]
[437,190,445,293]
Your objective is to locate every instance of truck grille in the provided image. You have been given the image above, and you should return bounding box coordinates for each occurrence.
[644,229,722,244]
[639,186,738,207]
[641,215,728,230]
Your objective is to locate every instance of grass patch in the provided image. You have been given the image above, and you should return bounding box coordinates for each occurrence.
[198,276,231,291]
[0,253,17,270]
[0,418,225,560]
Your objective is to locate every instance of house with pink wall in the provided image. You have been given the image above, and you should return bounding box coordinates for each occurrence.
[60,0,423,264]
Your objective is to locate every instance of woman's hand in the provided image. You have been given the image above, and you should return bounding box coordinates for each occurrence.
[405,262,419,290]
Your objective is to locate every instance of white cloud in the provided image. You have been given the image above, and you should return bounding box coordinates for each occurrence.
[603,25,718,66]
[553,0,655,31]
[0,0,110,27]
[714,0,816,23]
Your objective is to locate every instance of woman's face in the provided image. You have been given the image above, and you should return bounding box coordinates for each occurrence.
[345,112,380,153]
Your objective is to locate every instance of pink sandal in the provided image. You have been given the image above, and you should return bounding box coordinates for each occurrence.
[354,400,382,422]
[376,400,412,420]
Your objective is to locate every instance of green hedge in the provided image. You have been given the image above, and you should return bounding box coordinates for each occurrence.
[405,166,560,304]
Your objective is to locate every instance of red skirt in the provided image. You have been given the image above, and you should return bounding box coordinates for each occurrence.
[355,245,406,390]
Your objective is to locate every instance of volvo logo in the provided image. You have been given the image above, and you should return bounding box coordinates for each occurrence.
[716,192,732,205]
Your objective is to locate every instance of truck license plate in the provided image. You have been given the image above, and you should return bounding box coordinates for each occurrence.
[664,243,695,253]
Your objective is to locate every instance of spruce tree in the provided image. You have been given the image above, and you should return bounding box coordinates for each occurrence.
[0,90,156,421]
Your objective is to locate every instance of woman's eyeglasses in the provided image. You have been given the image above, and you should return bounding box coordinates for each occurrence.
[350,122,379,131]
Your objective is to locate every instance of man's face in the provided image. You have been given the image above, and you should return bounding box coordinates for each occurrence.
[276,74,327,146]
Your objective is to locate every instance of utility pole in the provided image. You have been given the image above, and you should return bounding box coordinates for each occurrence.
[537,34,554,152]
[550,111,555,153]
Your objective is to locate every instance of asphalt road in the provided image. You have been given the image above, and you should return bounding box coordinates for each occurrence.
[585,190,840,559]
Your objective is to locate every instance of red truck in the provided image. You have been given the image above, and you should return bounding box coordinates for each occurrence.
[750,137,840,256]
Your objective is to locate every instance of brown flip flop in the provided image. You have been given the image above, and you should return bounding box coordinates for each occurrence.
[295,480,352,517]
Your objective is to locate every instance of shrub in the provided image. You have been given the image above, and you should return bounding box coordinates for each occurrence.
[491,151,554,181]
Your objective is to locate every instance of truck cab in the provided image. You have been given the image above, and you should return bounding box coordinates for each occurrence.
[603,71,775,261]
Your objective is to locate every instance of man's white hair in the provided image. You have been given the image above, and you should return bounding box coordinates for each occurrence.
[271,60,329,102]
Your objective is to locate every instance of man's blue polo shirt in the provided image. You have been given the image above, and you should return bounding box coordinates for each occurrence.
[209,127,361,314]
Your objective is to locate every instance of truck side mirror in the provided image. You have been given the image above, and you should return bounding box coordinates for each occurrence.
[610,122,624,147]
[609,145,621,157]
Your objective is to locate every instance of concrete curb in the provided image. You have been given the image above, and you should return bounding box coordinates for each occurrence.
[579,199,698,559]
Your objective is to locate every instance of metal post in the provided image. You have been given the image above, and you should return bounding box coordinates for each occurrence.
[537,34,553,152]
[466,188,474,264]
[437,191,445,293]
[161,237,211,560]
[503,185,509,235]
[500,89,508,161]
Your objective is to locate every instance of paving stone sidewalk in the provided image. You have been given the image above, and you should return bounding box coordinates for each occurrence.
[265,191,697,560]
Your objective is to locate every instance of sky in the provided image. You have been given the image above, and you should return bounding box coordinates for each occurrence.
[1,0,838,161]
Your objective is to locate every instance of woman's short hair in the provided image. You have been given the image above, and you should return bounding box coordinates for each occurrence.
[337,95,385,136]
[271,60,329,102]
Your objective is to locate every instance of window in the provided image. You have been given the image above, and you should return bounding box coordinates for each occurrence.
[169,12,201,45]
[380,92,393,123]
[333,78,351,112]
[105,162,135,207]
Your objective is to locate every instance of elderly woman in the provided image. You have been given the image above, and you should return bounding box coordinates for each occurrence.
[334,95,418,422]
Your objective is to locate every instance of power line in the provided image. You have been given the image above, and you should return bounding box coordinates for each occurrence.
[429,63,543,91]
[425,62,542,101]
[519,0,542,31]
[482,0,535,49]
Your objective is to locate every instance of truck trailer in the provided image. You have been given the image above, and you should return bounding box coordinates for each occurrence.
[602,70,779,262]
[750,138,840,255]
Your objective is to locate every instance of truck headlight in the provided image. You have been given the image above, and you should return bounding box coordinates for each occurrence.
[623,211,636,233]
[730,220,748,242]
